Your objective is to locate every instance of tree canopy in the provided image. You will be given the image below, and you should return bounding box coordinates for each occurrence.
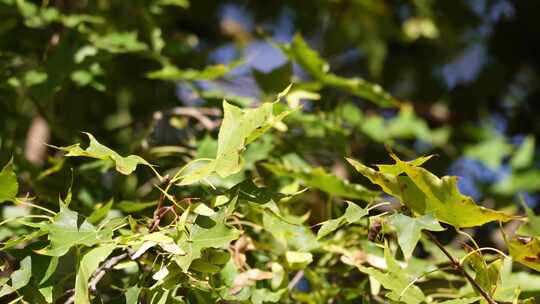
[1,1,540,303]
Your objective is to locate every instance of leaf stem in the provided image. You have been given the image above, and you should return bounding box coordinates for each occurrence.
[423,231,497,304]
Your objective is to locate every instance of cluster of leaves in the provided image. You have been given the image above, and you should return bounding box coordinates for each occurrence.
[2,1,540,304]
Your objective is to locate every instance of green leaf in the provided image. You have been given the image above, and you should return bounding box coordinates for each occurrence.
[494,257,540,301]
[117,200,157,212]
[156,0,189,8]
[317,201,368,239]
[125,286,141,304]
[38,205,113,256]
[510,135,535,169]
[74,244,116,304]
[192,203,216,216]
[493,169,540,194]
[262,211,318,251]
[355,246,425,304]
[467,253,501,296]
[346,154,516,228]
[56,132,159,176]
[464,136,512,169]
[263,163,377,201]
[0,159,18,203]
[251,288,286,304]
[279,34,398,107]
[388,213,444,259]
[147,60,242,81]
[174,214,240,272]
[38,256,59,285]
[87,199,113,224]
[385,105,450,146]
[228,179,288,205]
[215,101,272,177]
[0,256,31,297]
[179,95,293,185]
[517,200,540,236]
[285,251,313,265]
[507,236,540,272]
[89,31,147,53]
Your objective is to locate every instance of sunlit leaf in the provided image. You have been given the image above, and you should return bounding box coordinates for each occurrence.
[251,288,286,304]
[388,213,444,259]
[74,244,116,304]
[147,60,242,81]
[55,132,159,177]
[517,201,540,236]
[230,268,273,294]
[464,136,512,169]
[467,252,501,296]
[125,285,141,304]
[510,135,535,169]
[507,236,540,272]
[0,256,31,297]
[38,205,113,256]
[346,154,516,228]
[174,212,240,271]
[179,92,293,184]
[262,211,318,251]
[317,201,368,239]
[285,251,313,265]
[0,159,18,203]
[355,246,425,304]
[89,32,147,53]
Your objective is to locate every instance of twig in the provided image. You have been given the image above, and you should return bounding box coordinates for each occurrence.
[423,231,497,304]
[89,253,129,291]
[287,270,304,290]
[149,193,166,232]
[64,253,129,304]
[155,107,222,130]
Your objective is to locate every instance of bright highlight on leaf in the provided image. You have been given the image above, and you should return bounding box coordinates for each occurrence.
[346,153,516,228]
[179,87,294,185]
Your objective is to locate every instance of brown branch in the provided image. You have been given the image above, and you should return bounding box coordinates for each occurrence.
[287,270,304,291]
[423,231,497,304]
[64,253,129,304]
[149,193,166,232]
[89,253,129,291]
[155,107,222,130]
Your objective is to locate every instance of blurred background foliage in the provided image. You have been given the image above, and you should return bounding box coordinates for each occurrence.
[2,0,538,210]
[1,0,540,302]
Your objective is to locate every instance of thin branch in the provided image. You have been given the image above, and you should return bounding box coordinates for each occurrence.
[155,107,222,130]
[64,253,129,304]
[423,231,497,304]
[89,253,129,291]
[287,270,304,291]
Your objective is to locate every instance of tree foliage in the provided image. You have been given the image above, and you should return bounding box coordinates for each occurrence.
[1,1,540,304]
